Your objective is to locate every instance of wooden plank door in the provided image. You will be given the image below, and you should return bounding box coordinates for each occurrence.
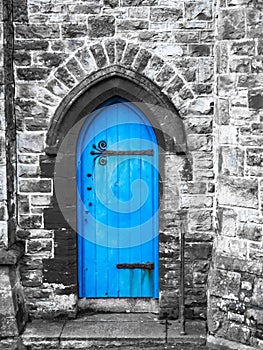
[77,97,159,298]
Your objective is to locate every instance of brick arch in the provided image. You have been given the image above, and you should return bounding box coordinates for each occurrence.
[44,39,193,155]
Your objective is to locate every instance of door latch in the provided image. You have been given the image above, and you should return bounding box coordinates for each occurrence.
[116,262,154,270]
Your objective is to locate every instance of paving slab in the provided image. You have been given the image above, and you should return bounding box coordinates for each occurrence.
[22,319,65,341]
[75,312,160,322]
[21,314,208,349]
[168,320,206,339]
[61,315,166,340]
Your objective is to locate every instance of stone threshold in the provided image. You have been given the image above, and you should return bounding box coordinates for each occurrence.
[22,313,207,349]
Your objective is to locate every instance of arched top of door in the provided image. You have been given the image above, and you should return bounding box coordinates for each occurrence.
[45,65,187,156]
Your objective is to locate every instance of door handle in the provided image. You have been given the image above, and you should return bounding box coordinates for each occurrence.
[116,262,154,270]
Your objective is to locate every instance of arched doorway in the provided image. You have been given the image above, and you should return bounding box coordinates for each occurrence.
[44,68,189,316]
[77,97,159,298]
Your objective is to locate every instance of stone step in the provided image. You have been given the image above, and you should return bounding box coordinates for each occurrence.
[21,313,208,350]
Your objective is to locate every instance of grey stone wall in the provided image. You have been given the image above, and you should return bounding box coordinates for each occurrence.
[14,0,215,320]
[0,0,27,347]
[0,0,261,349]
[207,1,263,349]
[0,0,8,249]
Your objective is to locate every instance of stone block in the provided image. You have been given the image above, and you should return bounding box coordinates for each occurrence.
[181,182,207,195]
[219,146,244,176]
[68,4,101,15]
[230,40,255,56]
[27,239,52,256]
[115,38,126,63]
[54,67,75,89]
[14,51,31,66]
[15,99,49,120]
[17,132,45,153]
[187,134,212,152]
[251,56,263,73]
[61,24,87,38]
[185,117,212,135]
[230,58,251,73]
[240,123,263,136]
[188,210,213,232]
[246,148,263,176]
[121,0,158,5]
[15,24,60,39]
[19,179,51,193]
[228,311,245,323]
[155,65,174,86]
[185,1,212,21]
[128,7,149,19]
[14,39,49,51]
[121,43,140,67]
[226,323,251,344]
[133,48,152,73]
[66,58,86,82]
[189,97,213,115]
[185,243,212,260]
[16,68,50,81]
[189,44,211,57]
[90,44,107,68]
[218,125,238,144]
[247,9,263,38]
[181,195,213,208]
[117,19,149,31]
[218,208,237,237]
[218,9,245,40]
[18,195,29,214]
[0,314,18,337]
[19,215,42,229]
[13,0,28,22]
[246,308,263,327]
[252,278,263,306]
[179,87,194,100]
[76,47,95,73]
[150,8,182,22]
[209,269,241,300]
[104,0,119,8]
[218,176,258,208]
[165,75,185,96]
[216,42,228,75]
[104,40,115,64]
[36,52,65,68]
[50,39,84,53]
[31,195,51,207]
[46,78,68,98]
[88,16,115,38]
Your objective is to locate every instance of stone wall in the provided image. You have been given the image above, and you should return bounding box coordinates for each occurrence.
[207,1,263,349]
[0,0,27,347]
[14,0,215,320]
[0,0,8,249]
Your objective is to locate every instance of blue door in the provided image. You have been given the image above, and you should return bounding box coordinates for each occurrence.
[77,97,159,298]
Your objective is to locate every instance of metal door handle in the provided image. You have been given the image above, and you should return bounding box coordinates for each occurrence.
[116,262,154,270]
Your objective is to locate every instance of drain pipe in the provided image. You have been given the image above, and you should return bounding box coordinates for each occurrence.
[179,216,186,335]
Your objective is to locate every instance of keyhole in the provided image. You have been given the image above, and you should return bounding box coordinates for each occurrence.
[87,187,92,191]
[87,173,92,177]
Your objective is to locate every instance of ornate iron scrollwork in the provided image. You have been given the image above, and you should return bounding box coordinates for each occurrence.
[90,140,107,165]
[90,140,154,166]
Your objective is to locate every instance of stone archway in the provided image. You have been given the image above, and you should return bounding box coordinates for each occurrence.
[40,57,192,317]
